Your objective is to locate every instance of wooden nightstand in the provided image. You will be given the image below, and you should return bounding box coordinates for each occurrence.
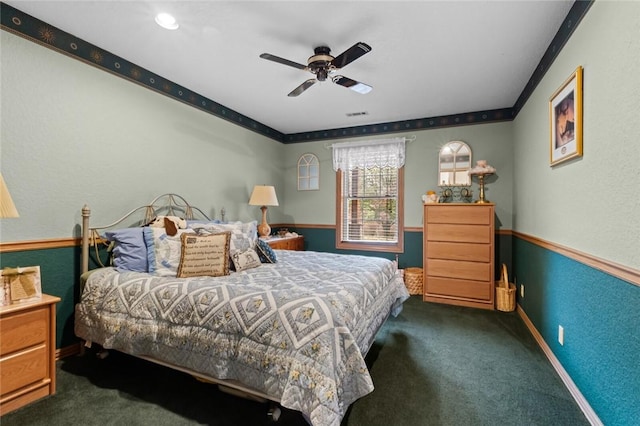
[264,235,304,251]
[0,294,61,416]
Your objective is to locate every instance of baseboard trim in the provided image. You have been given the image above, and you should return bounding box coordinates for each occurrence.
[517,304,603,426]
[56,343,82,361]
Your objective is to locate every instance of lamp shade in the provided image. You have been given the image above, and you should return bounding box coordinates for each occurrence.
[249,185,279,207]
[0,173,19,218]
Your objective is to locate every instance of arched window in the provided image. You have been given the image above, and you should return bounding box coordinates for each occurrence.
[298,153,319,190]
[438,141,472,186]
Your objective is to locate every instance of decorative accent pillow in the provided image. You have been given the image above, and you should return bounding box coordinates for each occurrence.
[104,228,148,272]
[143,227,195,276]
[230,248,262,272]
[256,239,277,263]
[177,232,230,278]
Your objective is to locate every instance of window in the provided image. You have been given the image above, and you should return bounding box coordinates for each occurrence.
[297,153,319,190]
[333,138,405,253]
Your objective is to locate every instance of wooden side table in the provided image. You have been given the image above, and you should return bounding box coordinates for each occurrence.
[264,235,304,251]
[0,294,61,416]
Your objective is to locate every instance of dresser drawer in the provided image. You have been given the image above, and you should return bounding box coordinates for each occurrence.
[425,277,492,301]
[427,259,491,281]
[427,241,491,262]
[0,344,48,395]
[0,309,47,356]
[426,223,491,244]
[426,205,492,225]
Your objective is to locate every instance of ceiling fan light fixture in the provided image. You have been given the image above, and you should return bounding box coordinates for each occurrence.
[155,13,179,30]
[350,82,372,94]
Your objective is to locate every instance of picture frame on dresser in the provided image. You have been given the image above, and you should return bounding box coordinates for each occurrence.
[550,65,583,166]
[0,266,42,306]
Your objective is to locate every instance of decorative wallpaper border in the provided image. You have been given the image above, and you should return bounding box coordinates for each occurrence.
[0,1,593,143]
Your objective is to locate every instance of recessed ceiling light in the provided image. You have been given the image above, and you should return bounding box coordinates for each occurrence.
[155,13,179,30]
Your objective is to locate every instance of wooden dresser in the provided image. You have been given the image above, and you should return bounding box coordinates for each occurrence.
[0,294,61,415]
[423,203,495,310]
[265,235,304,251]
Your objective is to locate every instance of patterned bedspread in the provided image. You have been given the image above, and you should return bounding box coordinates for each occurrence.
[75,250,409,426]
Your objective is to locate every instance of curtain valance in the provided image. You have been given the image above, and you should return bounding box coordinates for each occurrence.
[331,137,406,171]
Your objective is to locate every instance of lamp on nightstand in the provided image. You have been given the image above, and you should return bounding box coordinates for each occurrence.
[0,173,19,218]
[249,185,279,237]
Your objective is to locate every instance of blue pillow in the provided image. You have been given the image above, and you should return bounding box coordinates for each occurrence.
[104,228,148,272]
[256,239,277,263]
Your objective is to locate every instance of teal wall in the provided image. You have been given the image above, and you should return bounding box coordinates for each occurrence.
[1,2,639,426]
[513,238,639,425]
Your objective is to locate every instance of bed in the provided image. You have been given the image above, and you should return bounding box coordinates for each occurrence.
[75,194,409,426]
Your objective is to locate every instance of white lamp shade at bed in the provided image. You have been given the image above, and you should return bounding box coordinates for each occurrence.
[249,185,279,237]
[0,174,19,218]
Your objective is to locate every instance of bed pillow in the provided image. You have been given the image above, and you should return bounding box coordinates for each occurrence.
[104,228,148,272]
[186,219,222,227]
[230,248,262,272]
[177,232,231,278]
[192,221,258,255]
[143,227,195,276]
[255,239,277,263]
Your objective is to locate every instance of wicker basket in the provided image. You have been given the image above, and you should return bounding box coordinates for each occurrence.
[404,267,423,295]
[496,264,516,312]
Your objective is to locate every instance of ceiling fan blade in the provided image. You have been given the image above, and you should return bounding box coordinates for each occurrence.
[260,53,307,70]
[288,79,317,97]
[331,42,372,69]
[332,75,372,94]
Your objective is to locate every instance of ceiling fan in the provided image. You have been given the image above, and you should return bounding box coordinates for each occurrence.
[260,42,372,97]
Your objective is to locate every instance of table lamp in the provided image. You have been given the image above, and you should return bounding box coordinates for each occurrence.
[249,185,279,237]
[0,173,19,218]
[468,161,496,204]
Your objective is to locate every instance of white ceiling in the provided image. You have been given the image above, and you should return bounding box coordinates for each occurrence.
[5,0,575,135]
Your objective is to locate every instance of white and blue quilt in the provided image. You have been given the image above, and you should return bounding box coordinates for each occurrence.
[75,250,409,426]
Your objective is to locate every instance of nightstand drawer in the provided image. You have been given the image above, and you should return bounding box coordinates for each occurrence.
[0,344,48,395]
[266,236,304,251]
[0,309,47,356]
[0,294,60,415]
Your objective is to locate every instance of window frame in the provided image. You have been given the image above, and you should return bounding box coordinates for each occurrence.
[335,166,404,253]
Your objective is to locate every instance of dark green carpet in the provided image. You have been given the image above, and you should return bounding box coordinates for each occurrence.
[2,297,589,425]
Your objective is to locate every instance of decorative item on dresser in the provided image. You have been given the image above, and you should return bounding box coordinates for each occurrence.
[0,294,61,415]
[264,234,304,251]
[423,203,495,310]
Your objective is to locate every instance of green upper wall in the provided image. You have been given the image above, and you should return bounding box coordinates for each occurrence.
[513,0,640,270]
[0,30,286,243]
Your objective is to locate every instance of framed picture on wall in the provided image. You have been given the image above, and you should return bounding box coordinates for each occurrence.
[549,66,583,166]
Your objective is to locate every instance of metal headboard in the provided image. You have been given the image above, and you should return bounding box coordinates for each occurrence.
[81,193,211,274]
